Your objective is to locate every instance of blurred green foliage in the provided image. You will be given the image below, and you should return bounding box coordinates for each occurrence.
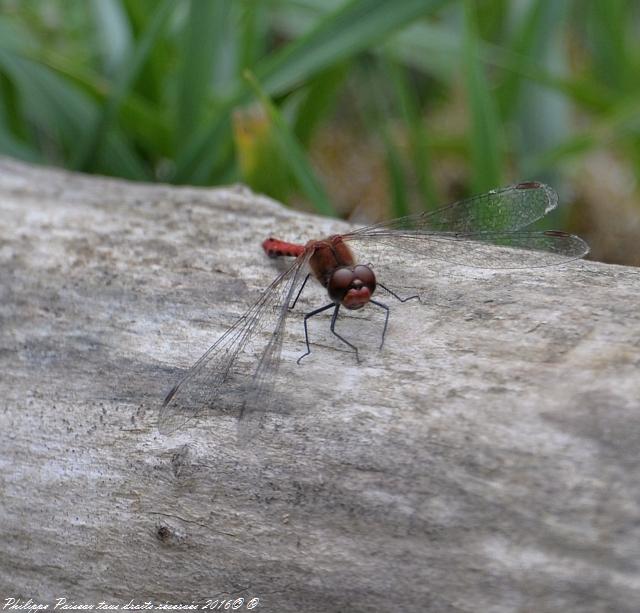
[1,0,640,221]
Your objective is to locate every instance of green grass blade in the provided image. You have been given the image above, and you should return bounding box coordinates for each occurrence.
[524,134,596,176]
[0,48,93,160]
[0,129,42,162]
[256,0,449,95]
[244,70,336,216]
[101,130,152,179]
[172,103,234,183]
[36,51,172,159]
[484,1,574,185]
[238,0,268,70]
[463,0,502,193]
[293,62,349,146]
[587,0,634,93]
[384,56,438,210]
[73,0,175,171]
[496,0,547,120]
[233,105,294,203]
[176,0,232,150]
[0,45,150,179]
[0,78,41,162]
[382,129,410,219]
[358,60,410,219]
[526,93,640,175]
[88,0,133,75]
[121,0,172,102]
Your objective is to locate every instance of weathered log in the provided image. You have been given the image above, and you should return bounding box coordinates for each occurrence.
[0,157,638,612]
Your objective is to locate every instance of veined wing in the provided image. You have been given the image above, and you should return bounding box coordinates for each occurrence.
[236,249,312,440]
[346,181,558,235]
[345,230,589,269]
[159,251,311,435]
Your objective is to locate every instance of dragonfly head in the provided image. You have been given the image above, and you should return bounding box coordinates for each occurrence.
[327,265,376,310]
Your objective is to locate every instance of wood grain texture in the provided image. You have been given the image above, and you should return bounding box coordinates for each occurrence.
[0,157,639,612]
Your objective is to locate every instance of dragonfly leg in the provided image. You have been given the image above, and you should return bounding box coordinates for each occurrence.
[297,302,335,364]
[330,304,361,364]
[378,282,421,303]
[369,299,390,350]
[289,273,311,310]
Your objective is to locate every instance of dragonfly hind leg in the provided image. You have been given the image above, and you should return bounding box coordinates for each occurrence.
[377,282,421,303]
[369,299,390,350]
[297,302,335,364]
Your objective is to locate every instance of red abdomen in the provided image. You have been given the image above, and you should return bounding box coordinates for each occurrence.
[262,237,305,258]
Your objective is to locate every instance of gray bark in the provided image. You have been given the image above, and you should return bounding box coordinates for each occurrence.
[0,157,639,612]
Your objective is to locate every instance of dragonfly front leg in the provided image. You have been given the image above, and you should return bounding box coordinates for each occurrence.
[297,302,335,364]
[298,302,362,364]
[289,273,311,310]
[329,304,361,364]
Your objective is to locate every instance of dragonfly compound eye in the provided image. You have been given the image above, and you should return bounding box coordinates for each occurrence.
[353,265,376,293]
[327,267,354,302]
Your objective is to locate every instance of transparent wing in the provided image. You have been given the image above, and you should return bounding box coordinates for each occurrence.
[344,182,588,268]
[346,230,589,269]
[346,181,558,235]
[236,251,312,441]
[158,252,311,435]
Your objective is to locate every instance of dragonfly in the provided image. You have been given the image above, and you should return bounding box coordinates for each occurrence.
[159,181,589,435]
